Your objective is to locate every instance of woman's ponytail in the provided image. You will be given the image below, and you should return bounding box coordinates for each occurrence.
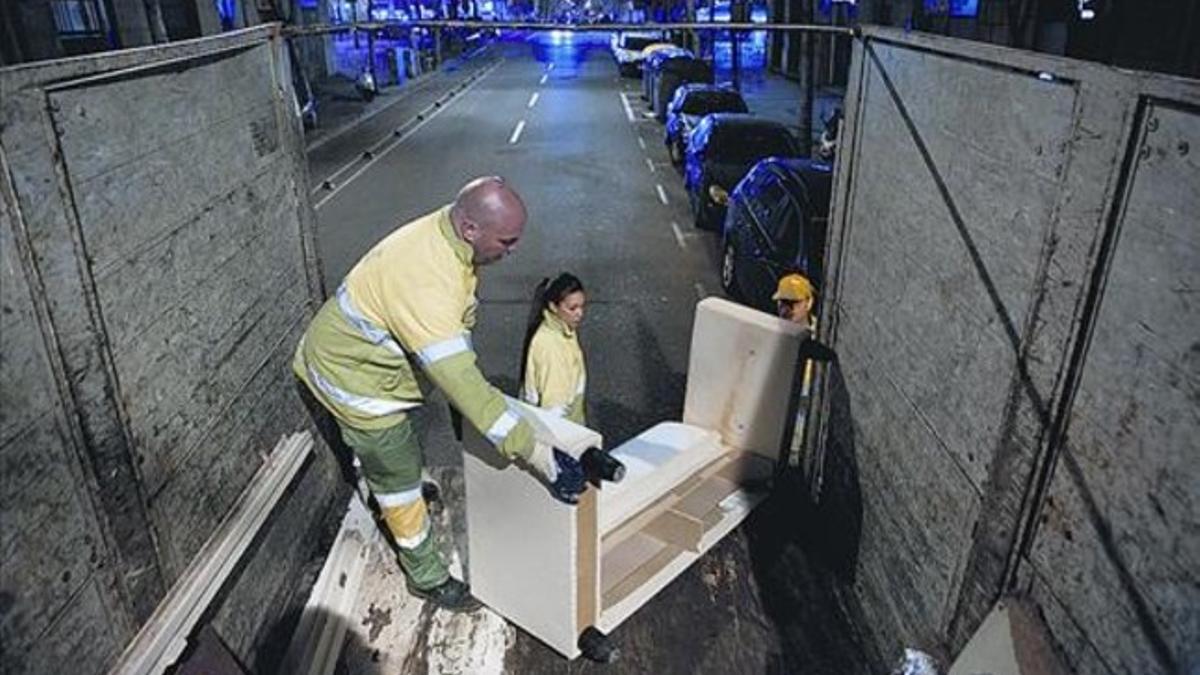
[519,277,552,386]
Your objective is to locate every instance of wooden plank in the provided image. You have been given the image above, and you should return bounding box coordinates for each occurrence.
[642,509,704,552]
[600,455,726,553]
[598,422,726,535]
[596,476,770,634]
[575,486,599,634]
[279,496,376,675]
[672,475,738,523]
[682,298,804,459]
[599,533,675,610]
[110,432,313,675]
[207,434,347,667]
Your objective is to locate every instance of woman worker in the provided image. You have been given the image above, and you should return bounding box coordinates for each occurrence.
[520,273,588,425]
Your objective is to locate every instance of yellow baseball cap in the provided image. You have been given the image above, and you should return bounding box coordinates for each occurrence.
[772,273,815,302]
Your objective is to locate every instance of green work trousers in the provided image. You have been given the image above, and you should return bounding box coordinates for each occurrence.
[338,417,448,590]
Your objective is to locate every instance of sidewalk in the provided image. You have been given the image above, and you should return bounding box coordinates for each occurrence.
[303,45,501,191]
[716,66,845,151]
[303,44,498,154]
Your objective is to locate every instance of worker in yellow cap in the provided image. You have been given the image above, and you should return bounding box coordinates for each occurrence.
[293,177,582,612]
[773,273,816,332]
[773,273,832,467]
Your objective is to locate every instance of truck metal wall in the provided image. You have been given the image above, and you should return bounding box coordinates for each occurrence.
[0,26,345,674]
[813,26,1199,673]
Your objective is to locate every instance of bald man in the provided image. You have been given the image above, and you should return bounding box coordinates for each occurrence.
[293,177,567,611]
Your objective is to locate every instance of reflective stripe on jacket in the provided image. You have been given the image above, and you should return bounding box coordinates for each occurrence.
[293,206,533,458]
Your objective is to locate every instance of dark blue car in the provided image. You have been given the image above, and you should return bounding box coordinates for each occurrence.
[684,113,802,230]
[641,46,691,103]
[719,158,833,313]
[664,84,748,165]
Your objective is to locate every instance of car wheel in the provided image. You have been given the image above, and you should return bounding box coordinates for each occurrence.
[720,239,742,299]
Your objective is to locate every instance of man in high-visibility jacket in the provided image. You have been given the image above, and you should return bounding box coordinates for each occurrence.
[293,177,567,611]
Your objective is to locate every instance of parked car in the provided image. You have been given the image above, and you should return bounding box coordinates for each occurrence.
[652,56,714,122]
[684,114,802,230]
[641,46,691,102]
[610,32,669,76]
[664,84,748,165]
[719,158,833,313]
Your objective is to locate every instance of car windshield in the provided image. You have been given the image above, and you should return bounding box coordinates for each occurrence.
[711,128,796,163]
[680,92,747,115]
[623,37,657,50]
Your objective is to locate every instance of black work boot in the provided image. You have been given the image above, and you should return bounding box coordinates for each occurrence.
[407,577,481,612]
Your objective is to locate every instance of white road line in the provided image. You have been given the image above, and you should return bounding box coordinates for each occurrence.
[619,92,635,122]
[528,92,540,108]
[314,62,501,211]
[655,183,669,206]
[547,63,555,71]
[509,119,526,144]
[694,282,707,299]
[540,73,549,85]
[645,157,656,173]
[671,221,687,250]
[638,136,647,151]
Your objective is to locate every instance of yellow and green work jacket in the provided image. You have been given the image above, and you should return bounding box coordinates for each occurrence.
[521,309,587,425]
[293,205,534,460]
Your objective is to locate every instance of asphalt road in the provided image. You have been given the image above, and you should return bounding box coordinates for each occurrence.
[307,33,867,674]
[310,33,720,447]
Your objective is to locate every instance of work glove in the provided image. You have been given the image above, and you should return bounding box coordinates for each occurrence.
[525,442,586,505]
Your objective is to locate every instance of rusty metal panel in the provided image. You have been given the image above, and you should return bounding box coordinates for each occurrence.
[0,25,336,673]
[1026,102,1200,675]
[0,188,131,670]
[29,33,318,579]
[815,31,1088,657]
[814,26,1199,671]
